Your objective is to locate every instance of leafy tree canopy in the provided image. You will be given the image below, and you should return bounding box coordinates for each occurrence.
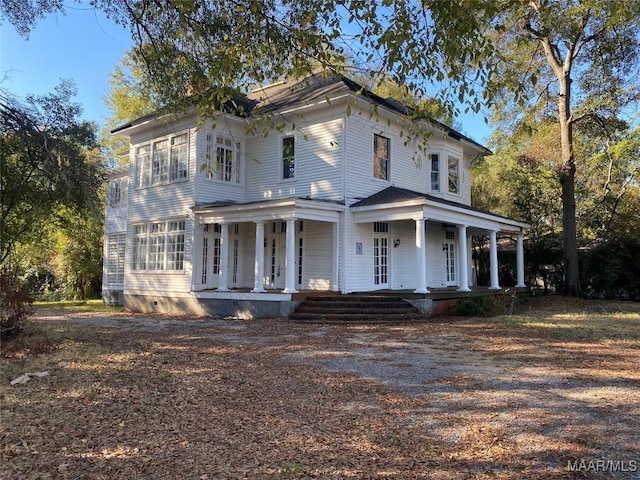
[0,80,105,266]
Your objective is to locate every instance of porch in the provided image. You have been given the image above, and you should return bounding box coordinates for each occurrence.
[191,286,527,320]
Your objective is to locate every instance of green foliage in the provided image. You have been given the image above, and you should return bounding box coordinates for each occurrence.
[51,207,105,300]
[581,238,640,301]
[0,82,105,267]
[0,267,33,340]
[453,296,505,318]
[102,50,160,166]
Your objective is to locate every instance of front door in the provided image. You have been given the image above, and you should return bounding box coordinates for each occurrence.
[373,236,389,288]
[444,230,456,286]
[264,222,286,289]
[200,224,220,290]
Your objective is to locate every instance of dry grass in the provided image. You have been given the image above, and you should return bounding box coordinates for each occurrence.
[1,297,638,479]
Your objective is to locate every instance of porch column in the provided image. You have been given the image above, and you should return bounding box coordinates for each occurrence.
[516,233,526,288]
[283,219,298,293]
[489,230,501,290]
[252,221,266,293]
[467,233,474,288]
[414,218,429,294]
[217,223,229,291]
[457,225,471,292]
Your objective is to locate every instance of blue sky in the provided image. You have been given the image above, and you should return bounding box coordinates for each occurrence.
[1,4,132,130]
[1,4,491,142]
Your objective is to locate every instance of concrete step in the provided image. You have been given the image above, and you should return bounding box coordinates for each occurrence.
[289,295,422,323]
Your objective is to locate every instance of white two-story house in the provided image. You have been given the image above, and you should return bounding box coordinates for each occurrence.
[102,73,527,317]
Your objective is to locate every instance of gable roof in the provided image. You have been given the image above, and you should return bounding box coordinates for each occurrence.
[351,186,525,225]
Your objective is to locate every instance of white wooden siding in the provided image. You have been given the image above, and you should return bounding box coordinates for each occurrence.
[301,220,333,290]
[244,113,344,202]
[425,226,447,288]
[390,220,416,289]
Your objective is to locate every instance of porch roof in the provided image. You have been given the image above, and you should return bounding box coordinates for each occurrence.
[350,186,528,232]
[192,196,345,224]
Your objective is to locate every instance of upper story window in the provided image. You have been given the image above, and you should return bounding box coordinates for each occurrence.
[281,135,295,180]
[108,177,128,207]
[448,156,460,194]
[430,153,440,191]
[205,133,241,184]
[136,132,189,188]
[373,134,390,181]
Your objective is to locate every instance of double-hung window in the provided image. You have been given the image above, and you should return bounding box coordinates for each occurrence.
[373,134,390,181]
[170,133,188,181]
[132,225,148,271]
[108,177,128,207]
[448,156,460,194]
[132,220,186,272]
[136,132,189,187]
[430,153,440,191]
[282,135,295,180]
[166,221,186,271]
[205,134,241,184]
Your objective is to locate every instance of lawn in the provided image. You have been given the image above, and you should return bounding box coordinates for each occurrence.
[1,297,638,479]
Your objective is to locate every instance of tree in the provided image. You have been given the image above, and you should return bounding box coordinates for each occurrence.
[485,1,639,295]
[102,49,159,166]
[0,81,104,266]
[4,0,638,296]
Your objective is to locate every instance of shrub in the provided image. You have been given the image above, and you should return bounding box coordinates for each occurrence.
[453,295,505,317]
[1,267,34,340]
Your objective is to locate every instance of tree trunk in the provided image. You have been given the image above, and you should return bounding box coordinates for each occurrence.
[557,72,583,296]
[559,167,582,295]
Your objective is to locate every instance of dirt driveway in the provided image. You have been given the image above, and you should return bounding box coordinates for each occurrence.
[2,303,639,479]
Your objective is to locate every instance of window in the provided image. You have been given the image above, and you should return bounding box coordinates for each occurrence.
[448,156,460,194]
[166,221,186,270]
[430,154,440,191]
[205,134,241,184]
[282,135,295,180]
[132,220,186,272]
[106,234,126,284]
[137,145,151,187]
[108,177,128,207]
[373,134,390,180]
[373,222,389,233]
[148,223,166,271]
[136,132,189,187]
[132,225,148,271]
[170,133,188,181]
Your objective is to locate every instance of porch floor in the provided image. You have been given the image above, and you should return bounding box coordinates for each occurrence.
[196,286,527,302]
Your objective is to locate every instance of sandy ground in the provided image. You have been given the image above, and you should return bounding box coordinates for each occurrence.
[2,306,639,479]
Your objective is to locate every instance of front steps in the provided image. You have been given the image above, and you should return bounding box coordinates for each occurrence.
[289,295,423,323]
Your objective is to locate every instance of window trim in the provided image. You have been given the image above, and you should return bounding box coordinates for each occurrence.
[280,133,296,181]
[447,154,460,195]
[108,177,129,207]
[204,132,242,185]
[131,220,186,273]
[430,153,441,192]
[106,233,126,285]
[373,133,390,181]
[135,131,190,188]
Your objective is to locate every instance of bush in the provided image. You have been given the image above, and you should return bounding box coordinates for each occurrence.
[581,237,640,301]
[453,295,505,317]
[1,267,34,340]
